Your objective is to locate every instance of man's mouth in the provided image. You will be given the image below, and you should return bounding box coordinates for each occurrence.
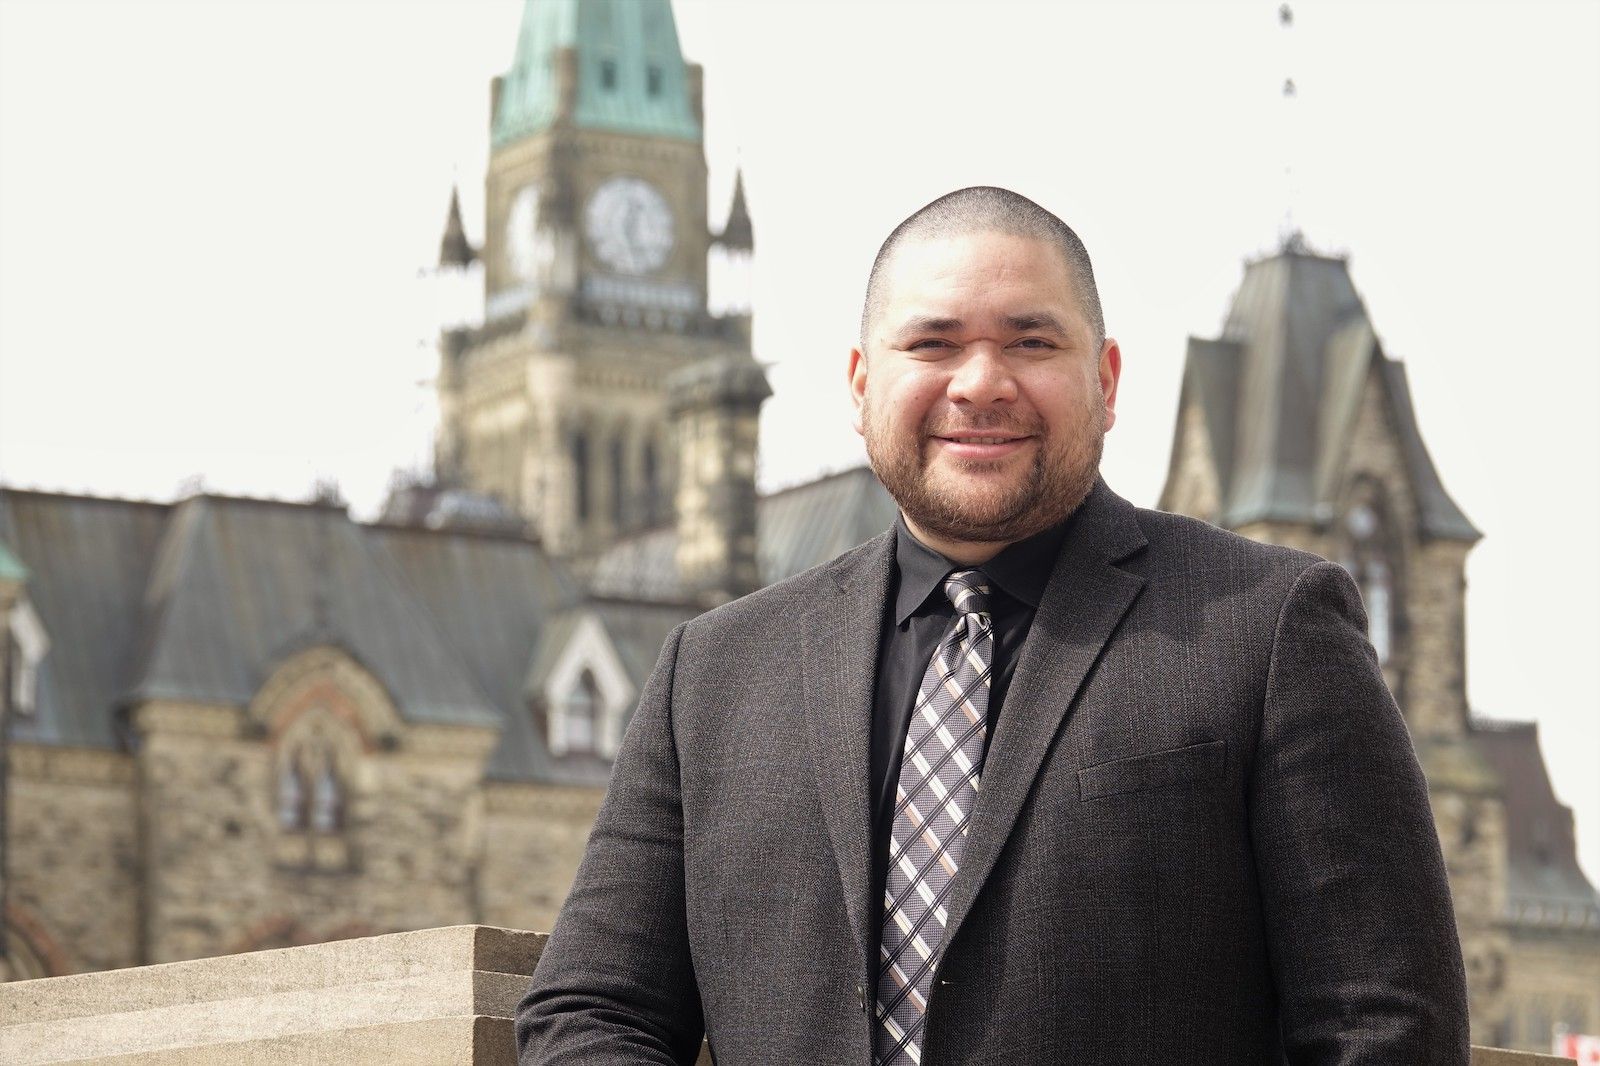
[930,433,1033,459]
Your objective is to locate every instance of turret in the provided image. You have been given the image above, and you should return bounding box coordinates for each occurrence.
[669,356,771,605]
[708,168,753,321]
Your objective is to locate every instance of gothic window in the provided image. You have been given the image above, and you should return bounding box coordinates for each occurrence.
[642,440,660,526]
[560,670,602,757]
[610,436,627,529]
[572,430,591,523]
[1337,483,1400,666]
[274,712,351,837]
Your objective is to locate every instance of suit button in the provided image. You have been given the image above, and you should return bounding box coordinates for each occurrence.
[856,982,867,1013]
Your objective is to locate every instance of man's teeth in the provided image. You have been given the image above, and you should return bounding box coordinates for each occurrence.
[951,436,1012,444]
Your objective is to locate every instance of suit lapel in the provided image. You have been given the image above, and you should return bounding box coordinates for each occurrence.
[799,530,895,968]
[939,481,1149,953]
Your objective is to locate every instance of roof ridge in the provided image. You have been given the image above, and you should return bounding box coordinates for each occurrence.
[122,497,215,706]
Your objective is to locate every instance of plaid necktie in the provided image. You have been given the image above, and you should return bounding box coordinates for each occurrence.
[875,569,993,1065]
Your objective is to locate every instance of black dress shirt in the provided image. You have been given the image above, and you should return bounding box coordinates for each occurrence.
[868,513,1073,948]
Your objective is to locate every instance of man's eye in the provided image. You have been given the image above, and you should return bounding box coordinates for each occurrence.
[909,339,953,351]
[1012,338,1055,350]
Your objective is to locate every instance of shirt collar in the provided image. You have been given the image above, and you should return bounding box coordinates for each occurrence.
[891,512,1073,625]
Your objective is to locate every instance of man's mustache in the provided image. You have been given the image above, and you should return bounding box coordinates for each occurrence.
[923,414,1045,437]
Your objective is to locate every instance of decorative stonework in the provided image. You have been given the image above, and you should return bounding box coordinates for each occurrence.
[248,646,403,750]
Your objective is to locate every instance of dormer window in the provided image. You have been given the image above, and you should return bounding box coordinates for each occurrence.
[560,670,602,756]
[600,59,617,91]
[647,65,662,97]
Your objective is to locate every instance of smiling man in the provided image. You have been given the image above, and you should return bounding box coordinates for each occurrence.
[517,188,1470,1065]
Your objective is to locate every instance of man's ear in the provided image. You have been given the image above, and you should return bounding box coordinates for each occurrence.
[1098,337,1122,433]
[848,346,868,436]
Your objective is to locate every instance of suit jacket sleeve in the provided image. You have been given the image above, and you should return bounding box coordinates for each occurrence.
[515,621,705,1065]
[1251,561,1470,1064]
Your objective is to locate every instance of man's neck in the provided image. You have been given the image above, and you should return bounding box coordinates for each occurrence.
[900,516,1018,566]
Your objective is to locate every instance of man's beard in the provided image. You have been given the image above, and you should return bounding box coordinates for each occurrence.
[863,392,1104,547]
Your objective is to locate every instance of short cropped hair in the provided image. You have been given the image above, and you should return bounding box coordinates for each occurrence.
[859,186,1105,350]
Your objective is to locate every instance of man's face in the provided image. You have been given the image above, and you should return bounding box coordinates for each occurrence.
[849,231,1121,552]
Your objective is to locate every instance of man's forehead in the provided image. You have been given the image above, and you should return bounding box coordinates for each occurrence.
[882,231,1071,292]
[879,233,1077,318]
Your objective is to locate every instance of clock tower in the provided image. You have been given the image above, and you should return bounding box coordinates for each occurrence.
[437,0,759,560]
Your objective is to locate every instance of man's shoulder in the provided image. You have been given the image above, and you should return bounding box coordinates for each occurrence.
[1127,504,1327,588]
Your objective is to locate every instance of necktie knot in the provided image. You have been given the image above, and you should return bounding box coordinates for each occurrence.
[943,569,992,618]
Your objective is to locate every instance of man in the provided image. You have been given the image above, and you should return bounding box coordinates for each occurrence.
[517,187,1469,1064]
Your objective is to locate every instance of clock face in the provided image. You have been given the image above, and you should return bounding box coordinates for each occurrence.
[584,176,675,275]
[505,184,543,283]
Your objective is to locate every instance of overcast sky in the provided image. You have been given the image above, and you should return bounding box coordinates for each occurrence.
[1,0,1596,874]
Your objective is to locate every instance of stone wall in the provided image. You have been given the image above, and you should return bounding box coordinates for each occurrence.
[479,782,605,935]
[132,676,499,965]
[1502,927,1600,1052]
[4,745,139,976]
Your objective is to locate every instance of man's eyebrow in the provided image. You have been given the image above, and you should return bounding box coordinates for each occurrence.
[895,316,963,335]
[1003,312,1069,334]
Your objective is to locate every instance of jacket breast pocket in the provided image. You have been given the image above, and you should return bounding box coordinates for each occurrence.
[1077,739,1227,801]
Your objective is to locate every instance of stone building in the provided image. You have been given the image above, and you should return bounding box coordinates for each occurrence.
[1159,237,1600,1049]
[0,0,1594,1055]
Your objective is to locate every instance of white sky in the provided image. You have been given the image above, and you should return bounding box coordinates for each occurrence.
[1,0,1596,874]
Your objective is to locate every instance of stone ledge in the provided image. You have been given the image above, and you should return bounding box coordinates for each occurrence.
[54,1016,515,1066]
[0,926,544,1065]
[0,924,1569,1065]
[1471,1049,1576,1065]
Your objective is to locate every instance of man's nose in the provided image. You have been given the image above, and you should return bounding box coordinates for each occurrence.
[947,344,1017,406]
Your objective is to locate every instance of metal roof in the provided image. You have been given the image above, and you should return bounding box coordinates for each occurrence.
[0,491,169,747]
[492,0,701,149]
[1172,247,1479,541]
[367,521,582,781]
[124,496,504,729]
[1472,719,1600,930]
[0,467,901,781]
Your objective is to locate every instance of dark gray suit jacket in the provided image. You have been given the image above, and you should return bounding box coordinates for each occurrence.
[517,481,1469,1064]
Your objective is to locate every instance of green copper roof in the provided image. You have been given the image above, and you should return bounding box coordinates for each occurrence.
[0,538,28,583]
[493,0,701,148]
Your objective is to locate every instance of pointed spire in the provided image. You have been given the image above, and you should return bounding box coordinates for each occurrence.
[492,0,700,149]
[718,169,753,251]
[439,186,477,269]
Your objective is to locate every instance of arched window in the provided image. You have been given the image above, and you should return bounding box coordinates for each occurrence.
[572,430,591,524]
[1338,483,1400,666]
[641,439,659,526]
[562,670,602,756]
[274,710,351,838]
[610,435,627,529]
